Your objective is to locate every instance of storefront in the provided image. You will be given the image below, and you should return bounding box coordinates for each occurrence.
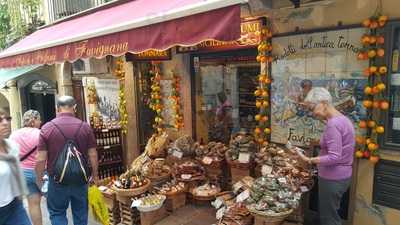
[0,0,400,225]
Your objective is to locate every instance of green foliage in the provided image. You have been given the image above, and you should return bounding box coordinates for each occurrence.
[0,2,11,49]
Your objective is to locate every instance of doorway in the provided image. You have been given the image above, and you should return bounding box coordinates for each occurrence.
[24,80,56,124]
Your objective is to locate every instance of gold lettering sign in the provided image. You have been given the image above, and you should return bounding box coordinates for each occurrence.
[134,49,171,60]
[177,18,263,53]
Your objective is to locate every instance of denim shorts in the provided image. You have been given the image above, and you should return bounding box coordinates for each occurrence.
[23,169,40,196]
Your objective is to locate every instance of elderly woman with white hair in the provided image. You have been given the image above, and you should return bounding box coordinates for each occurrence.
[10,110,42,225]
[295,87,355,225]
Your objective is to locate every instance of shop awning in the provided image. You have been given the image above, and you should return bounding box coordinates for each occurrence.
[0,0,246,68]
[0,65,40,87]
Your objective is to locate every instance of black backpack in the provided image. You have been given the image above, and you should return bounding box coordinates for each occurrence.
[52,122,90,185]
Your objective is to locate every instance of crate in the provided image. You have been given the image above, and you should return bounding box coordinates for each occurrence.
[165,192,186,212]
[140,204,168,225]
[227,159,254,184]
[119,202,140,225]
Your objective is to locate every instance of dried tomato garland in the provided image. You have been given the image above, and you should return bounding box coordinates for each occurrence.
[171,72,184,130]
[149,62,164,133]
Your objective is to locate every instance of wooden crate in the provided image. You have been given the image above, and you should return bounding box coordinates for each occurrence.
[140,205,167,225]
[119,202,141,225]
[165,192,186,212]
[227,160,254,184]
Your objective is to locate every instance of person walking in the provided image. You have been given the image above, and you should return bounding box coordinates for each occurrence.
[294,87,355,225]
[35,96,98,225]
[10,110,43,225]
[0,108,32,225]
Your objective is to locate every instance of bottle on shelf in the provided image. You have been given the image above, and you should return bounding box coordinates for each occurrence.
[390,72,400,143]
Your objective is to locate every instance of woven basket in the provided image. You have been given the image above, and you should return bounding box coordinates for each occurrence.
[248,207,293,225]
[146,170,171,186]
[226,158,252,170]
[112,179,151,197]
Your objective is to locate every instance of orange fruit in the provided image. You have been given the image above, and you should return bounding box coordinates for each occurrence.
[379,15,388,22]
[256,55,262,62]
[261,116,268,122]
[258,138,264,144]
[359,120,367,128]
[368,120,376,128]
[369,36,377,44]
[370,21,379,29]
[361,35,370,45]
[364,86,372,95]
[376,126,385,134]
[356,136,365,145]
[363,151,370,158]
[369,155,380,164]
[372,101,380,108]
[379,66,387,74]
[358,52,366,60]
[366,138,372,145]
[254,89,261,96]
[380,101,389,110]
[368,143,376,151]
[369,66,378,73]
[256,101,262,108]
[254,127,261,134]
[255,115,261,121]
[264,128,271,134]
[260,56,267,63]
[258,75,266,82]
[377,48,385,57]
[355,150,364,158]
[363,100,373,108]
[262,91,269,97]
[368,50,377,58]
[363,68,371,77]
[362,19,371,27]
[377,36,385,45]
[372,86,380,94]
[264,78,272,84]
[262,101,269,107]
[377,83,386,91]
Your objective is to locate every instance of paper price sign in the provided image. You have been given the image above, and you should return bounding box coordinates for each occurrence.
[236,189,250,203]
[278,178,287,184]
[216,207,226,219]
[238,153,250,163]
[300,186,309,193]
[233,181,244,193]
[261,165,272,175]
[212,198,224,209]
[173,150,183,159]
[203,156,213,165]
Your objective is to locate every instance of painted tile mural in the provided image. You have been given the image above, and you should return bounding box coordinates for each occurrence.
[271,28,368,146]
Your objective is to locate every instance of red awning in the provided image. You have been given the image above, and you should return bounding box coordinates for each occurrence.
[0,0,245,68]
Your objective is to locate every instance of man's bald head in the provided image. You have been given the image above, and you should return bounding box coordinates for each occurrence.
[56,96,76,113]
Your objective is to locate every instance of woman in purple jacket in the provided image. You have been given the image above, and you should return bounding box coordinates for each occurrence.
[296,87,355,225]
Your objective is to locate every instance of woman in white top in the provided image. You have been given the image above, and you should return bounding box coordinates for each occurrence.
[0,108,32,225]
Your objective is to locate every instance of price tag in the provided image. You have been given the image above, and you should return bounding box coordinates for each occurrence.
[202,156,213,165]
[278,177,287,184]
[104,146,110,149]
[181,174,192,180]
[238,153,250,163]
[173,150,183,159]
[102,129,109,132]
[131,199,142,208]
[212,198,224,209]
[233,181,244,193]
[300,186,309,193]
[261,165,272,175]
[98,186,108,192]
[216,207,226,219]
[236,189,250,203]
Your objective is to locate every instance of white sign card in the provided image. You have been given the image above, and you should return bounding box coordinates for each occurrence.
[236,189,250,203]
[173,150,183,159]
[261,165,272,176]
[238,153,250,163]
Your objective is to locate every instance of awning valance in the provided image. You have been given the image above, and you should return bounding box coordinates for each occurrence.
[0,65,40,87]
[0,0,245,68]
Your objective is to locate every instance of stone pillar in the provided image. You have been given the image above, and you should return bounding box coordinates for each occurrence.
[56,62,74,96]
[123,60,140,165]
[6,80,22,130]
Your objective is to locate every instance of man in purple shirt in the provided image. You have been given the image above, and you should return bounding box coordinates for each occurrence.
[35,96,98,225]
[295,87,355,225]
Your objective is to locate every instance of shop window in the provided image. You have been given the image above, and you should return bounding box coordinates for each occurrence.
[193,50,259,144]
[384,23,400,148]
[373,159,400,210]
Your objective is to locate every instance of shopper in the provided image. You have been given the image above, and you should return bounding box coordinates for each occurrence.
[0,108,32,225]
[294,87,355,225]
[10,110,42,225]
[35,96,98,225]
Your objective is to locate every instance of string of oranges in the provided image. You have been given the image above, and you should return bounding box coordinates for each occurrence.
[171,72,184,130]
[254,23,272,145]
[114,58,128,134]
[355,15,388,164]
[149,62,164,134]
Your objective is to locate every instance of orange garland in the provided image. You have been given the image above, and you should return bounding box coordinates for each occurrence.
[254,21,272,145]
[355,14,388,164]
[170,72,184,130]
[114,58,128,134]
[149,62,164,134]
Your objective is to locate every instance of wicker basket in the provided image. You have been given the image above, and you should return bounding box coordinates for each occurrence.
[248,207,293,225]
[146,170,171,186]
[112,179,151,197]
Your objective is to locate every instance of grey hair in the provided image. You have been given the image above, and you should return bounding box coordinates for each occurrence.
[304,87,333,105]
[56,96,76,108]
[23,110,41,127]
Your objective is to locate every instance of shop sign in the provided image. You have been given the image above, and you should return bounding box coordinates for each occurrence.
[128,49,171,61]
[177,18,263,53]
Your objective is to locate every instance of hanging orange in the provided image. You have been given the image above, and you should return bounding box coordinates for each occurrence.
[264,128,271,134]
[372,101,380,108]
[363,68,371,77]
[372,86,380,94]
[369,36,377,44]
[362,100,373,108]
[377,83,386,91]
[369,66,378,73]
[262,91,269,97]
[356,136,365,145]
[361,35,370,45]
[255,115,261,121]
[256,101,262,108]
[256,55,262,62]
[364,86,372,95]
[258,75,266,83]
[379,66,387,74]
[362,19,371,27]
[254,89,261,96]
[358,52,366,60]
[369,155,380,164]
[355,150,364,158]
[262,101,269,107]
[368,143,378,151]
[370,21,379,29]
[380,101,389,110]
[376,126,385,134]
[366,138,372,145]
[377,49,385,57]
[261,116,268,122]
[359,120,367,128]
[367,120,376,128]
[378,15,388,27]
[368,50,377,58]
[377,36,385,45]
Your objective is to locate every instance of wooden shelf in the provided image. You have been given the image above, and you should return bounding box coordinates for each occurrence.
[94,128,121,133]
[98,144,122,150]
[99,160,123,166]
